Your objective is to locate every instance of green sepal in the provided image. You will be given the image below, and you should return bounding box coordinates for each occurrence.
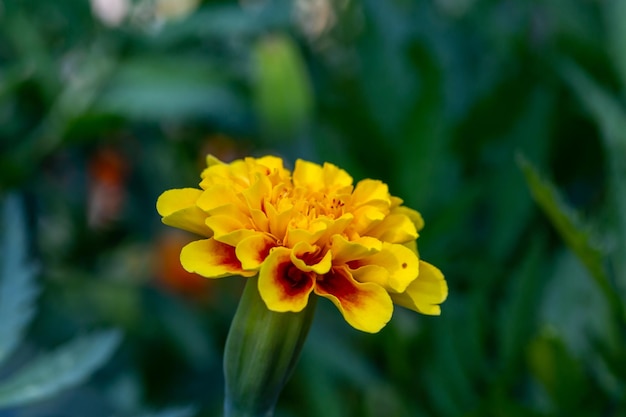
[223,276,316,417]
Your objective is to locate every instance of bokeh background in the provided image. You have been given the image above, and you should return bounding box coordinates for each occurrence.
[1,0,625,416]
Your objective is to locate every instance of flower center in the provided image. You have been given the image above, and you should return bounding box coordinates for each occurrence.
[285,264,310,289]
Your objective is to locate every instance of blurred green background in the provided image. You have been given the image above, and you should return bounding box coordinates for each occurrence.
[1,0,626,416]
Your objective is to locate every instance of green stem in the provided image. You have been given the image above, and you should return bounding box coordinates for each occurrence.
[223,277,317,417]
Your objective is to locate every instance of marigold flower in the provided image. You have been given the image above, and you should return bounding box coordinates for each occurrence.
[156,155,447,333]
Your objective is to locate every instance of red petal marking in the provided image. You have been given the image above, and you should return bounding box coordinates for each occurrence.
[276,259,315,297]
[316,267,361,306]
[347,260,364,270]
[215,240,244,270]
[257,239,274,263]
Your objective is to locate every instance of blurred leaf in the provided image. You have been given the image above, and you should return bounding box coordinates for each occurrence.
[2,11,57,99]
[0,47,116,189]
[0,194,38,365]
[0,329,122,409]
[605,0,626,92]
[363,383,410,417]
[488,89,553,262]
[253,34,313,142]
[541,250,619,360]
[152,291,217,370]
[395,41,446,210]
[527,328,586,411]
[498,236,547,371]
[560,59,626,152]
[95,57,245,123]
[517,154,620,318]
[130,406,196,417]
[358,0,421,139]
[152,2,292,46]
[297,359,347,417]
[560,59,626,290]
[423,301,481,416]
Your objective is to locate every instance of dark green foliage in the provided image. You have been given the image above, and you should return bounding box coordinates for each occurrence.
[1,0,624,415]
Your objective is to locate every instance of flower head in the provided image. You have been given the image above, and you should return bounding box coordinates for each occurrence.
[157,155,447,333]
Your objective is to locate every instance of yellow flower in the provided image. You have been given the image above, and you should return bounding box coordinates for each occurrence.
[157,155,447,333]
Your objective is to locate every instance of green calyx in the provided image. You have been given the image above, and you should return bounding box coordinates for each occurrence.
[223,276,317,417]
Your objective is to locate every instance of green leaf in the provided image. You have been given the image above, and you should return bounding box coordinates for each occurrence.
[0,329,122,409]
[517,154,621,318]
[0,194,38,365]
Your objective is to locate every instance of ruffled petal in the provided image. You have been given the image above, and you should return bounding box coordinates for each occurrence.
[284,219,329,247]
[394,206,424,233]
[156,188,212,237]
[350,205,386,235]
[196,184,247,213]
[330,234,381,264]
[293,159,324,190]
[351,243,419,293]
[236,233,276,270]
[265,201,293,243]
[255,155,289,181]
[290,241,332,274]
[315,266,393,333]
[259,247,315,312]
[242,174,272,212]
[205,214,256,246]
[351,179,390,209]
[350,264,389,287]
[391,260,447,315]
[180,238,255,278]
[366,213,418,244]
[321,162,353,191]
[293,160,353,191]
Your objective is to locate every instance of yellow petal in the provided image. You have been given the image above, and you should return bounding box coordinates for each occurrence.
[293,159,324,190]
[241,174,272,212]
[284,219,328,247]
[196,184,247,214]
[205,213,257,246]
[395,206,424,233]
[206,154,225,167]
[354,243,419,293]
[366,213,418,244]
[315,266,393,333]
[351,179,390,209]
[258,247,315,312]
[391,260,447,315]
[350,264,389,288]
[156,188,212,237]
[256,155,289,178]
[249,208,270,233]
[321,162,353,191]
[350,205,386,235]
[265,202,293,242]
[330,234,381,264]
[180,238,255,278]
[235,233,276,270]
[290,241,332,274]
